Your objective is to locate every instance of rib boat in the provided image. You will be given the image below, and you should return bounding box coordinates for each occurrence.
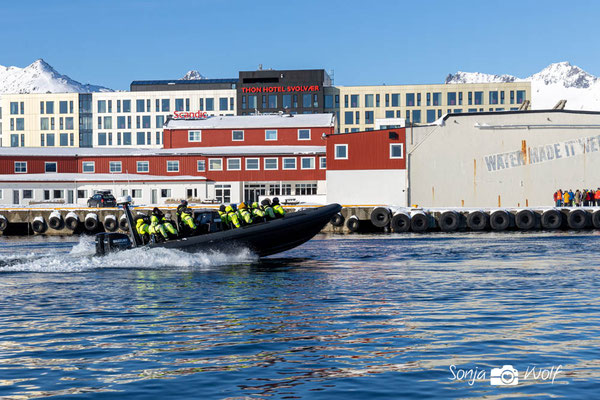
[95,196,341,257]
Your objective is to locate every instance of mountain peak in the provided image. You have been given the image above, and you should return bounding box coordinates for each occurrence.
[445,71,518,84]
[181,70,205,80]
[528,62,597,88]
[0,59,112,94]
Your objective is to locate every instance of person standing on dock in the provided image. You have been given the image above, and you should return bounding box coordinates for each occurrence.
[595,188,600,207]
[564,190,571,207]
[575,190,582,207]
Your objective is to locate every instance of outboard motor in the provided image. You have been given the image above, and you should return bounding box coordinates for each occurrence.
[96,232,133,255]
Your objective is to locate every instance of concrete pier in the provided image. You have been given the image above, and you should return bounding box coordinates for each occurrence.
[2,205,600,236]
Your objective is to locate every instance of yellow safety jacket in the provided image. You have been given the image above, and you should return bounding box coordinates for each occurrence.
[227,210,241,228]
[150,214,168,239]
[273,204,286,217]
[218,211,230,228]
[181,212,197,230]
[239,208,252,224]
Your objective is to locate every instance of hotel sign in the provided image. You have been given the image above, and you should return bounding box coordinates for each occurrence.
[173,111,209,119]
[241,85,320,94]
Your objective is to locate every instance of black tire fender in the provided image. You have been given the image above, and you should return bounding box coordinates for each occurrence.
[390,212,411,233]
[466,211,488,231]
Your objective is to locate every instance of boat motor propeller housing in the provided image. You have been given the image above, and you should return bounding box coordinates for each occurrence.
[95,232,132,255]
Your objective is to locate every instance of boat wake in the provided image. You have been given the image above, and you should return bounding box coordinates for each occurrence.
[0,236,258,273]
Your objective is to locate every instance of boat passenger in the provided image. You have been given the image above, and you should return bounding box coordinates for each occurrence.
[225,205,241,228]
[238,202,253,225]
[250,202,266,223]
[218,205,230,229]
[272,197,286,218]
[261,198,277,220]
[135,215,150,244]
[160,213,178,237]
[180,207,197,234]
[150,208,169,241]
[176,200,188,230]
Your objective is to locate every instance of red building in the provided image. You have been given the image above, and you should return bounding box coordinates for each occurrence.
[324,128,408,206]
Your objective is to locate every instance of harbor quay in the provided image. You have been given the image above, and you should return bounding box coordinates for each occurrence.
[2,204,599,236]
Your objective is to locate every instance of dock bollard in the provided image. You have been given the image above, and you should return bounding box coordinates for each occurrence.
[466,210,488,231]
[84,213,99,231]
[65,212,80,230]
[48,211,64,230]
[32,216,47,234]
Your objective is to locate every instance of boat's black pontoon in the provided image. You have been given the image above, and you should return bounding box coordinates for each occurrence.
[95,197,341,257]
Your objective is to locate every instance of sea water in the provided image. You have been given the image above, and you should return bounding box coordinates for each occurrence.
[0,232,599,399]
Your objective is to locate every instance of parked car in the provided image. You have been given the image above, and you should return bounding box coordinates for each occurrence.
[87,192,117,207]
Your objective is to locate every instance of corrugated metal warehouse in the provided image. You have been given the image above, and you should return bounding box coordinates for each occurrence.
[408,110,600,207]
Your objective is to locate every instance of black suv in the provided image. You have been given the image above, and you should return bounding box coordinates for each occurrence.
[87,192,117,207]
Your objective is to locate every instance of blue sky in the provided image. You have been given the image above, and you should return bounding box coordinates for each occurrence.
[1,0,600,90]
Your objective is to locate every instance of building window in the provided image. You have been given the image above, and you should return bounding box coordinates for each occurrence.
[10,102,19,114]
[219,97,228,111]
[334,144,348,160]
[197,160,205,172]
[516,90,526,103]
[320,156,326,169]
[364,94,374,108]
[45,162,57,173]
[215,184,231,203]
[248,95,257,109]
[458,92,463,105]
[474,91,483,105]
[104,116,112,129]
[245,158,259,170]
[205,98,214,111]
[344,111,353,125]
[489,91,499,105]
[16,118,24,131]
[350,94,359,108]
[426,110,436,123]
[77,190,87,199]
[117,116,126,129]
[131,189,142,198]
[109,161,122,173]
[301,157,315,169]
[282,157,296,170]
[447,92,457,106]
[161,189,171,198]
[167,160,179,172]
[97,100,106,113]
[324,95,333,108]
[391,93,400,107]
[264,158,278,170]
[426,93,431,106]
[385,110,394,118]
[175,98,184,111]
[390,144,404,159]
[301,93,311,108]
[98,132,107,146]
[265,130,277,141]
[227,158,241,170]
[41,118,49,130]
[53,190,64,199]
[142,116,150,129]
[14,161,27,173]
[295,183,317,196]
[209,158,223,171]
[123,132,132,145]
[60,133,68,146]
[232,130,244,141]
[46,134,55,146]
[432,92,441,106]
[189,130,202,142]
[23,190,33,199]
[298,129,311,140]
[137,161,149,173]
[365,111,374,124]
[161,99,170,112]
[406,93,415,107]
[82,161,95,173]
[59,101,68,114]
[122,99,131,112]
[510,91,515,104]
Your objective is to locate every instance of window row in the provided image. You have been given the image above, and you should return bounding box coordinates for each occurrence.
[40,117,74,130]
[74,156,327,175]
[40,100,74,114]
[187,129,312,143]
[96,97,235,113]
[40,133,75,147]
[341,90,528,108]
[333,143,403,160]
[241,94,319,110]
[96,131,162,146]
[97,115,167,130]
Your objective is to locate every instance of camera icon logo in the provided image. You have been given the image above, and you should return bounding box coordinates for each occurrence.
[490,365,519,386]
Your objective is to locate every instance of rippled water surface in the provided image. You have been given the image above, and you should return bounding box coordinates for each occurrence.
[0,232,599,399]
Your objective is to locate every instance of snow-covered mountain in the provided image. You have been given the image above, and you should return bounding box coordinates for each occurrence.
[446,62,600,110]
[0,59,112,94]
[181,70,205,80]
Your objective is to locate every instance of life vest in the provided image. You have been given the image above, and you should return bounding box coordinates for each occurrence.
[225,206,241,228]
[263,205,276,219]
[181,211,197,230]
[273,204,285,217]
[161,216,178,236]
[136,219,149,235]
[238,208,252,224]
[218,211,230,228]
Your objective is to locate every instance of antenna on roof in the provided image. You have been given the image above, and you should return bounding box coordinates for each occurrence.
[258,64,263,71]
